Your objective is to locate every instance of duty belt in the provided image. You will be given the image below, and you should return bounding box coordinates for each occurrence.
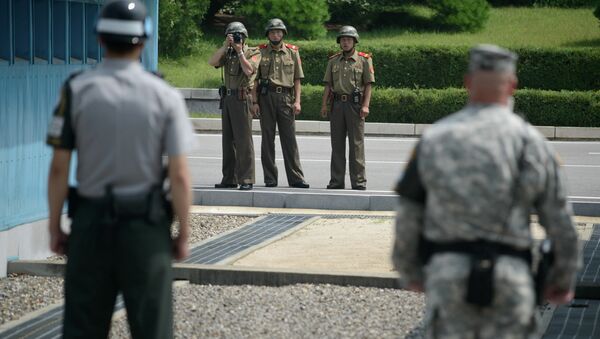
[268,84,293,94]
[420,237,532,265]
[333,93,351,102]
[224,87,248,96]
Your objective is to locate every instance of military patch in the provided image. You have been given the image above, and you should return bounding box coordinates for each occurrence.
[251,55,259,62]
[285,43,298,50]
[259,44,268,49]
[48,116,65,138]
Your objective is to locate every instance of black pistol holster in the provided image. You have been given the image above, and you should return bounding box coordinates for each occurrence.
[419,236,532,307]
[218,85,226,109]
[534,239,554,305]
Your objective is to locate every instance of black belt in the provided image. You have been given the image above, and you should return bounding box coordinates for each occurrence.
[333,93,352,102]
[268,84,293,94]
[224,87,248,96]
[420,237,532,265]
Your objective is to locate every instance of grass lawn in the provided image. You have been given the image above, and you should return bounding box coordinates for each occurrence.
[158,7,600,88]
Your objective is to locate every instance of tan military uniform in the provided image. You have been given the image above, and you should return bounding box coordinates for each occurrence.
[323,50,375,188]
[216,46,261,185]
[256,43,306,186]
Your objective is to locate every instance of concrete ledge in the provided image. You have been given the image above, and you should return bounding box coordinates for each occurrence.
[9,260,600,298]
[189,117,600,140]
[193,188,600,216]
[556,127,600,139]
[190,88,219,100]
[173,264,400,289]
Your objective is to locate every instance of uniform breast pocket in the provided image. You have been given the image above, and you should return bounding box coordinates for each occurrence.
[260,61,270,76]
[332,64,340,78]
[283,59,294,73]
[352,64,364,82]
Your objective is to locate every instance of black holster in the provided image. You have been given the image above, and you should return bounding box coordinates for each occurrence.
[67,186,79,218]
[108,185,171,224]
[534,240,554,305]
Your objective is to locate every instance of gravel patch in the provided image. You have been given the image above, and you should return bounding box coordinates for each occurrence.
[0,274,63,325]
[109,284,425,339]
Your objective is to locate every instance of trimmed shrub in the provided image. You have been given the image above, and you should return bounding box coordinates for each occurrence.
[296,45,600,91]
[299,85,600,127]
[239,0,330,40]
[428,0,490,32]
[159,0,210,57]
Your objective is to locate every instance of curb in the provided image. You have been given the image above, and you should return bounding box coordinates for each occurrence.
[7,260,600,299]
[189,117,600,140]
[192,187,600,216]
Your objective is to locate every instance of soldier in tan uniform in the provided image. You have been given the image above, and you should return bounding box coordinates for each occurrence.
[209,22,261,190]
[320,26,374,190]
[255,18,309,188]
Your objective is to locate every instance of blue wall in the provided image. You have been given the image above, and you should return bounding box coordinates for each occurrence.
[0,0,159,231]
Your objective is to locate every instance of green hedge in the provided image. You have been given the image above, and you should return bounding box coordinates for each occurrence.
[299,85,600,127]
[488,0,597,6]
[297,45,600,91]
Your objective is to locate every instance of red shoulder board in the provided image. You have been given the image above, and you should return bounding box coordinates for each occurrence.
[358,52,370,58]
[285,43,299,51]
[258,44,268,49]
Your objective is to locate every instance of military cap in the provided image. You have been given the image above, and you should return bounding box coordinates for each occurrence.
[265,18,287,36]
[337,25,359,44]
[225,21,248,38]
[468,44,518,73]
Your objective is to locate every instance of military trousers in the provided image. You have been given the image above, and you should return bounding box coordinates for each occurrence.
[328,100,366,188]
[258,90,305,186]
[424,254,539,339]
[63,199,173,339]
[220,94,255,185]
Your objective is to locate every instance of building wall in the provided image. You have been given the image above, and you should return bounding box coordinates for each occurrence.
[0,0,159,274]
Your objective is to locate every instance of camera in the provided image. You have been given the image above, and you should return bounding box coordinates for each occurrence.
[233,32,243,44]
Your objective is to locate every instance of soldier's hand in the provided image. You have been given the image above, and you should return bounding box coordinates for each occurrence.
[224,34,234,48]
[252,103,260,118]
[320,106,328,118]
[545,286,575,304]
[172,234,189,261]
[360,105,369,119]
[293,102,301,115]
[49,228,68,255]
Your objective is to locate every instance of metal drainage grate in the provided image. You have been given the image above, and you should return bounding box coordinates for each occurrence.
[543,299,600,339]
[0,297,124,339]
[185,214,312,264]
[578,224,600,285]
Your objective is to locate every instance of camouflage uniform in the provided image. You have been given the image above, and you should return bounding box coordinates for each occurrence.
[392,45,581,339]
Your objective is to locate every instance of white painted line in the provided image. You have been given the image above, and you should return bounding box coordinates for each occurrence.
[562,164,600,169]
[194,134,419,142]
[589,152,600,155]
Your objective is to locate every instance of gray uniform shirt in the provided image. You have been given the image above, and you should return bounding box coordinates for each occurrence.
[47,59,194,197]
[393,103,580,291]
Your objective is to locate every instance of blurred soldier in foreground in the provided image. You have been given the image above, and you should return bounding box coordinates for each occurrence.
[320,26,374,190]
[46,1,193,337]
[392,44,580,338]
[209,22,260,190]
[255,18,310,188]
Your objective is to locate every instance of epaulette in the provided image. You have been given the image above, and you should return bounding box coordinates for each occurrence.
[358,52,371,58]
[285,43,299,51]
[329,52,341,59]
[258,44,268,49]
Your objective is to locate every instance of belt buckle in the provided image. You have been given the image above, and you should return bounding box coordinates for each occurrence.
[226,89,232,96]
[340,94,348,102]
[275,86,283,94]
